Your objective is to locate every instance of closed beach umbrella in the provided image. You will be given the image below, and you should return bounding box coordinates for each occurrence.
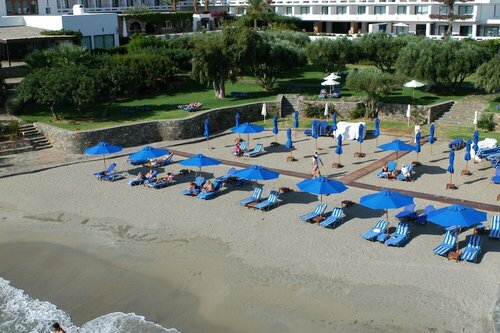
[373,117,380,145]
[447,149,455,186]
[415,132,421,162]
[378,139,417,161]
[179,153,221,175]
[312,120,320,150]
[129,146,169,162]
[332,112,337,136]
[464,139,471,173]
[293,111,299,129]
[357,124,365,156]
[232,122,264,145]
[324,102,329,117]
[272,115,279,143]
[473,130,479,158]
[428,123,436,154]
[285,128,294,158]
[333,134,343,168]
[203,118,210,149]
[297,176,348,203]
[406,105,411,127]
[261,103,267,123]
[359,189,414,229]
[233,165,279,185]
[84,141,123,170]
[235,112,240,127]
[473,111,478,129]
[427,204,487,252]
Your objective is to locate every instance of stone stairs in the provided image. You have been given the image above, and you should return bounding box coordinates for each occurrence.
[19,123,52,151]
[280,94,300,117]
[434,100,488,126]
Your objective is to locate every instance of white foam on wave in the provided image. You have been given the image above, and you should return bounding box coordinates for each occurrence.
[0,277,180,333]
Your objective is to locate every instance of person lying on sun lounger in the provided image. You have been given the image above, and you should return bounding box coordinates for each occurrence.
[202,180,215,193]
[156,172,174,183]
[133,172,146,181]
[400,164,412,181]
[380,164,397,178]
[186,182,196,191]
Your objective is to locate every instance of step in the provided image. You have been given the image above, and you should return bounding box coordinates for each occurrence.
[0,146,33,156]
[33,144,52,150]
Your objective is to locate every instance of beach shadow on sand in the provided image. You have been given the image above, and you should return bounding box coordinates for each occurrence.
[429,157,448,163]
[416,165,446,175]
[462,177,488,185]
[352,158,377,165]
[343,204,386,222]
[279,191,318,205]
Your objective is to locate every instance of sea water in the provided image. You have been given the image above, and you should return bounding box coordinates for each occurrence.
[0,277,180,333]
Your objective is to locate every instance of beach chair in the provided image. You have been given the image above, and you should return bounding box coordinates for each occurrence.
[397,164,414,181]
[128,177,145,186]
[154,154,174,167]
[303,129,312,136]
[384,222,410,247]
[127,158,148,166]
[254,190,280,211]
[361,219,389,241]
[377,161,397,178]
[94,163,116,179]
[491,166,500,184]
[415,205,436,225]
[239,140,248,151]
[489,215,500,239]
[181,176,206,196]
[460,235,482,263]
[394,204,418,220]
[240,187,263,206]
[244,144,265,157]
[433,230,457,256]
[448,138,465,150]
[477,146,500,159]
[143,170,158,186]
[216,168,237,183]
[147,174,175,189]
[319,207,345,229]
[197,181,222,200]
[320,121,328,136]
[299,203,328,222]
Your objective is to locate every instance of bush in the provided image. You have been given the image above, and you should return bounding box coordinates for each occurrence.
[7,120,19,140]
[477,113,496,131]
[350,105,365,119]
[303,104,324,118]
[5,95,23,115]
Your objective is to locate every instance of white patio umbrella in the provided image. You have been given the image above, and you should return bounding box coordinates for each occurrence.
[261,103,267,123]
[473,111,478,130]
[393,23,409,27]
[323,73,341,81]
[404,80,425,99]
[406,104,411,127]
[321,79,340,94]
[324,102,329,117]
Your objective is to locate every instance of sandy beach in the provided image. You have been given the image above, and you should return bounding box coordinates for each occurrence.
[0,130,499,332]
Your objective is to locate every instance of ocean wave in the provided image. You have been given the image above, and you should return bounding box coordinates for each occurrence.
[0,277,179,333]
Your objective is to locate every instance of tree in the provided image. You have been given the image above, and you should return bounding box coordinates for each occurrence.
[355,32,410,72]
[346,70,403,118]
[25,44,92,70]
[474,56,500,93]
[69,67,101,116]
[307,37,353,74]
[252,34,307,91]
[429,0,472,39]
[191,26,258,98]
[246,0,270,29]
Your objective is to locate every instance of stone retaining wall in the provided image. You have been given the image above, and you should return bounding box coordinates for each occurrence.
[36,102,275,154]
[427,101,454,124]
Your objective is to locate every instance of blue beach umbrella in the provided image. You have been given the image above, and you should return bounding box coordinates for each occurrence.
[285,128,294,158]
[84,141,123,170]
[415,132,421,162]
[293,111,299,129]
[312,120,320,150]
[332,112,337,135]
[233,165,280,185]
[232,122,264,145]
[203,118,210,149]
[297,176,348,203]
[334,134,343,167]
[428,123,436,154]
[447,149,455,186]
[373,117,380,145]
[235,112,240,128]
[272,115,279,143]
[179,153,221,175]
[473,130,479,157]
[378,139,417,161]
[359,189,414,222]
[129,146,169,162]
[427,204,487,251]
[464,139,471,173]
[357,124,365,156]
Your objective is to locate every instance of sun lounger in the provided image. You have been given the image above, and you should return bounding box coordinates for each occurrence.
[460,234,482,262]
[384,222,410,246]
[143,170,158,186]
[254,190,280,211]
[448,138,465,150]
[128,177,145,186]
[319,207,345,228]
[300,203,328,222]
[477,146,500,159]
[152,154,174,167]
[244,144,265,157]
[197,181,222,200]
[397,164,414,181]
[377,161,397,178]
[239,140,248,151]
[491,166,500,184]
[216,167,237,183]
[94,163,117,180]
[181,176,206,196]
[148,174,175,189]
[304,129,312,136]
[489,215,500,239]
[433,229,457,256]
[394,204,418,220]
[361,219,389,241]
[127,158,148,166]
[240,187,263,206]
[415,205,435,225]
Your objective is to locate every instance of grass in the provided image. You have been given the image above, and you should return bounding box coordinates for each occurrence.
[19,64,495,131]
[486,96,500,113]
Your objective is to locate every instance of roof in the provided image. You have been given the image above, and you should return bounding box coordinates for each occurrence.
[0,26,77,43]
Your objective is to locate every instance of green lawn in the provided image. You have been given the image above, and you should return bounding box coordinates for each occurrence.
[19,64,494,131]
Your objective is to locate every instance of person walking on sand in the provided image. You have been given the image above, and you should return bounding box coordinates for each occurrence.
[52,323,66,333]
[311,152,323,178]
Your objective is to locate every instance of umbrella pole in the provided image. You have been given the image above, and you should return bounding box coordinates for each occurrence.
[207,137,210,150]
[430,144,433,155]
[103,154,107,171]
[449,173,453,185]
[465,160,468,172]
[315,138,318,150]
[247,134,250,146]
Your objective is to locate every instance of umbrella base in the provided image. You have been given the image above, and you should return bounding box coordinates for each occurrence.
[461,170,472,176]
[447,251,461,262]
[286,156,297,162]
[412,161,422,167]
[332,163,344,168]
[279,186,294,194]
[341,200,355,208]
[179,169,194,176]
[446,183,458,190]
[270,142,280,147]
[354,152,366,158]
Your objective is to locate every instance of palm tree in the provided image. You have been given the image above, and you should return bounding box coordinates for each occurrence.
[246,0,270,29]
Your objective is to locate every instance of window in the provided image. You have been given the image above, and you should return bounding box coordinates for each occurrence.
[437,25,447,35]
[458,5,473,15]
[396,5,406,14]
[484,26,498,37]
[93,34,114,49]
[126,0,133,6]
[459,25,472,36]
[80,36,92,49]
[438,5,448,15]
[285,6,292,14]
[163,21,172,28]
[357,5,366,14]
[300,6,309,14]
[374,6,386,14]
[321,6,328,14]
[336,6,346,14]
[45,6,51,13]
[414,5,428,15]
[95,0,101,7]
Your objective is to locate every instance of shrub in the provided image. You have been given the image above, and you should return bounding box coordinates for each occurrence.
[477,113,496,131]
[5,95,23,115]
[7,120,19,140]
[303,104,324,118]
[350,105,365,119]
